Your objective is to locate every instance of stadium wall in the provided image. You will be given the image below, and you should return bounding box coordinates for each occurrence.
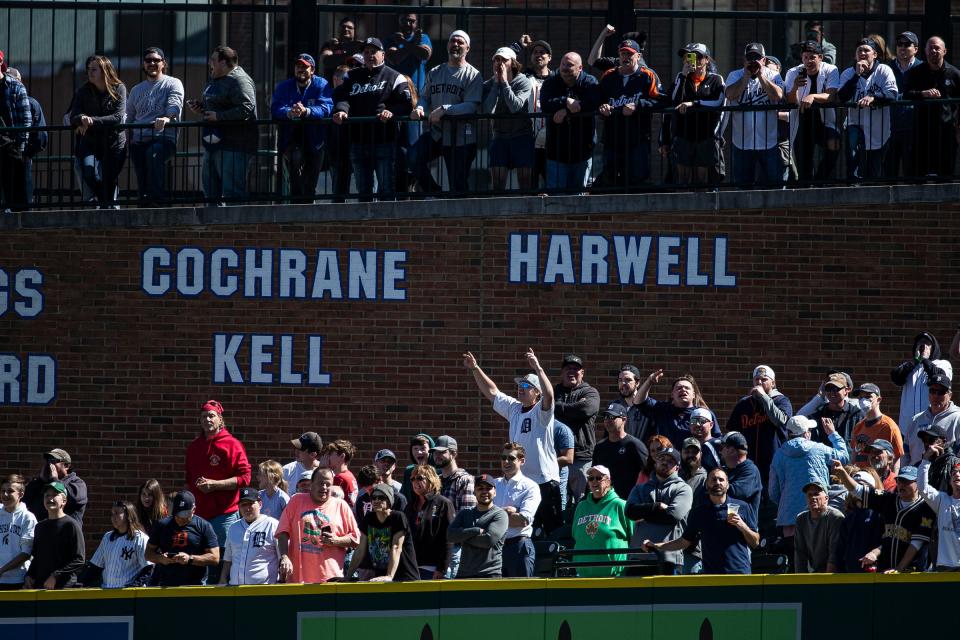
[1,184,957,540]
[0,573,956,639]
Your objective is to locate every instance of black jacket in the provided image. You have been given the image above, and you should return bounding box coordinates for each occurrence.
[553,381,601,461]
[540,71,602,163]
[661,71,725,144]
[333,63,413,145]
[891,331,946,386]
[70,83,127,153]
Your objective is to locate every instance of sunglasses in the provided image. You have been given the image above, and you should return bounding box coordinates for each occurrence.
[501,454,518,462]
[518,383,535,390]
[411,476,426,482]
[143,58,163,64]
[896,41,913,47]
[690,417,710,425]
[586,475,605,482]
[930,387,950,396]
[823,385,842,393]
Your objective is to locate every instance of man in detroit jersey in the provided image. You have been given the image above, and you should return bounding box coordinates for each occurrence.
[219,487,280,585]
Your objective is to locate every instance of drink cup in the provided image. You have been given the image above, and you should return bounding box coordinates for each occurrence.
[727,503,740,517]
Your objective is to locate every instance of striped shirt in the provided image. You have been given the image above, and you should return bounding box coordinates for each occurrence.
[89,529,150,588]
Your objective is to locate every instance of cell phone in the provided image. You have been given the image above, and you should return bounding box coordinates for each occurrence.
[685,53,697,67]
[165,552,178,558]
[798,67,807,78]
[320,524,332,535]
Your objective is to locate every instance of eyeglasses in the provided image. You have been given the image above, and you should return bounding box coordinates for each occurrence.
[501,454,518,461]
[930,387,950,396]
[586,475,605,482]
[143,58,163,64]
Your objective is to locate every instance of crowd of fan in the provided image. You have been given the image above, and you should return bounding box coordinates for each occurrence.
[2,16,960,211]
[3,331,960,589]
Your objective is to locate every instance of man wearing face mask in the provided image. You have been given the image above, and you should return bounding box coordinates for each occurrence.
[850,383,904,472]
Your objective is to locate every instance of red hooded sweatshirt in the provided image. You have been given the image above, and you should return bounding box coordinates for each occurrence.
[185,428,251,520]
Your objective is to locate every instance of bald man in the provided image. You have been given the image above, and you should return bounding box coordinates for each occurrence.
[539,52,602,192]
[903,36,960,176]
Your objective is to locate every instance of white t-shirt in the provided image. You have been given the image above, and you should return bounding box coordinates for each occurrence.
[492,391,560,484]
[224,514,280,585]
[784,62,840,143]
[0,503,36,584]
[725,68,785,150]
[838,63,899,149]
[90,528,150,588]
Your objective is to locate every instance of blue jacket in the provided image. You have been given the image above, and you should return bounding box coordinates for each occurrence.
[639,398,721,450]
[271,75,333,153]
[768,434,850,526]
[725,459,762,519]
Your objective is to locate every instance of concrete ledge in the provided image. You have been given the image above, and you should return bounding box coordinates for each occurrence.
[3,182,957,230]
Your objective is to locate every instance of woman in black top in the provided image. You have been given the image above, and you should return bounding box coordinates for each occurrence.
[70,55,127,207]
[404,464,455,579]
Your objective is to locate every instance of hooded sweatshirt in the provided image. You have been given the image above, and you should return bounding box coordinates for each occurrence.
[902,402,960,466]
[185,428,252,520]
[768,433,849,527]
[401,433,436,503]
[572,488,633,576]
[891,332,953,436]
[626,471,692,566]
[481,73,532,139]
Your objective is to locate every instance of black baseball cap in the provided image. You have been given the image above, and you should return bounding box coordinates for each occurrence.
[238,487,260,503]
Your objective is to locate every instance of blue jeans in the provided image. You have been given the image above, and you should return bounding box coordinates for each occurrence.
[207,510,240,585]
[545,158,592,193]
[501,536,535,578]
[202,147,249,204]
[76,143,126,207]
[731,146,784,187]
[130,138,176,204]
[349,143,395,200]
[683,553,703,575]
[413,133,476,194]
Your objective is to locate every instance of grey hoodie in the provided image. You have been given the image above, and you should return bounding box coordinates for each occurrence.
[482,73,532,139]
[421,62,483,146]
[902,402,960,466]
[626,472,693,566]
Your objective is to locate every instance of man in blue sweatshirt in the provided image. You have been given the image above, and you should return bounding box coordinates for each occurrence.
[272,54,333,202]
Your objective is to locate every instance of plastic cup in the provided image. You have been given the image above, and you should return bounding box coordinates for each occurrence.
[727,503,740,516]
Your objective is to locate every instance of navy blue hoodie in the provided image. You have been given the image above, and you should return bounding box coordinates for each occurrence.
[540,70,602,163]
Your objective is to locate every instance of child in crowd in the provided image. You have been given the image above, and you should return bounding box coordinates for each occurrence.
[257,460,290,520]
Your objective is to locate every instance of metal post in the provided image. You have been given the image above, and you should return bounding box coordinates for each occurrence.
[289,0,319,71]
[606,0,636,41]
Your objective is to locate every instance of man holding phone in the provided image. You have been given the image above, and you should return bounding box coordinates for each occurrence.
[785,40,840,182]
[724,43,785,186]
[145,491,220,586]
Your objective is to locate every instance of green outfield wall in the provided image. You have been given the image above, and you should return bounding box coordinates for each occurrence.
[1,573,956,640]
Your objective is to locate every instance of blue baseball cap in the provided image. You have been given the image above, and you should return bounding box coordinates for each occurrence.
[896,466,919,482]
[296,53,316,68]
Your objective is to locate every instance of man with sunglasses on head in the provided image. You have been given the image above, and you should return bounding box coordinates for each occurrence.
[807,372,865,446]
[902,372,960,467]
[463,348,561,537]
[126,47,183,206]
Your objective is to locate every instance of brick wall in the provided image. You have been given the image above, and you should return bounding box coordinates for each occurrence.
[1,200,956,544]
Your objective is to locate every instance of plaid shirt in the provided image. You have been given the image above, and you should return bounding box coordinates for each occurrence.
[440,467,477,513]
[1,76,32,151]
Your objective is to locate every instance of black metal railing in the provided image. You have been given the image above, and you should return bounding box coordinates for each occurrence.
[2,97,959,210]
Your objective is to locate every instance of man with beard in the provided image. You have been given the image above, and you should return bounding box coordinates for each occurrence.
[865,439,898,492]
[126,46,184,206]
[834,461,934,572]
[411,30,482,193]
[680,438,707,505]
[719,432,762,523]
[643,467,758,574]
[627,447,692,575]
[726,365,792,492]
[808,372,865,445]
[553,354,600,506]
[610,364,653,443]
[272,53,333,201]
[688,407,723,471]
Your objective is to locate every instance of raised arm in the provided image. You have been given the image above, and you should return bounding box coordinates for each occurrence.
[588,24,616,66]
[637,369,663,402]
[463,351,499,401]
[526,348,554,409]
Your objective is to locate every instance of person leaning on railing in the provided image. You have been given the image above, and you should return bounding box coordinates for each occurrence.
[0,61,32,212]
[784,41,840,183]
[70,55,126,208]
[902,35,960,179]
[481,47,533,191]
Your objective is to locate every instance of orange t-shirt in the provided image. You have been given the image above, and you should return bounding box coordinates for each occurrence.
[850,414,905,468]
[276,492,359,583]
